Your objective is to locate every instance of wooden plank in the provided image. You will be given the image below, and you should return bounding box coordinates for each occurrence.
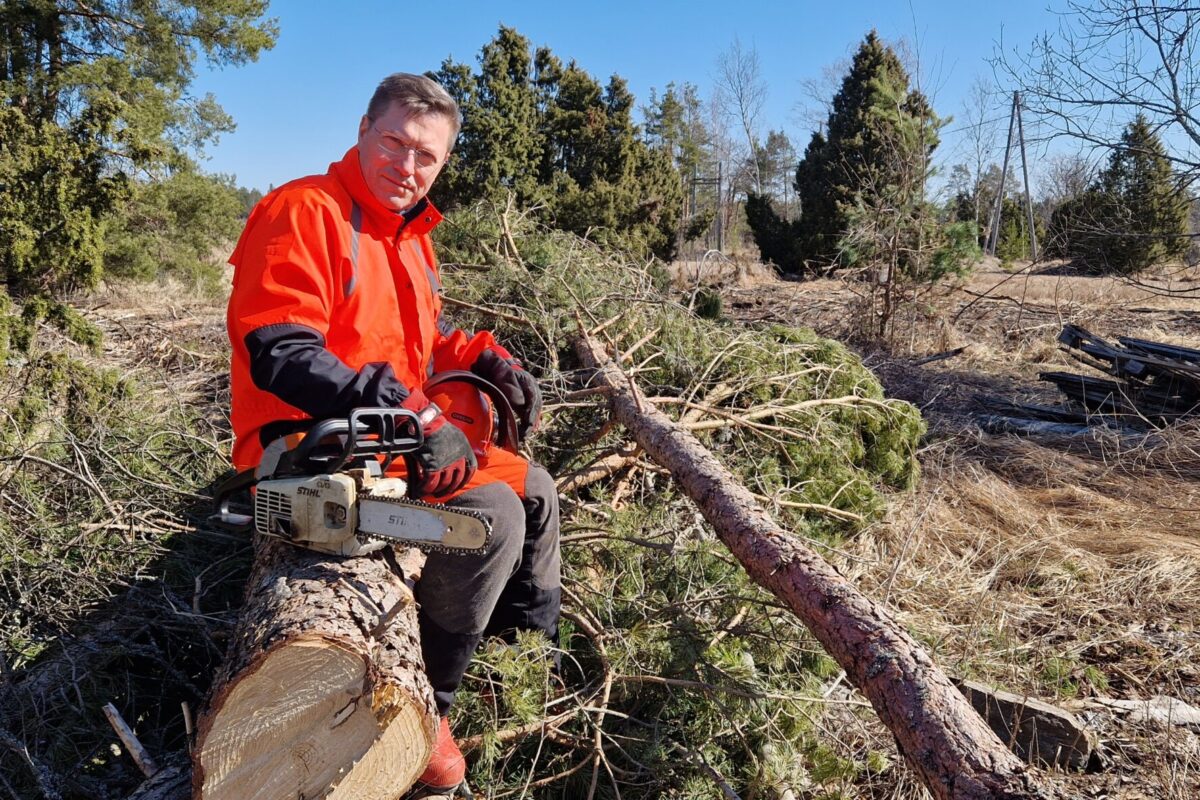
[954,680,1096,772]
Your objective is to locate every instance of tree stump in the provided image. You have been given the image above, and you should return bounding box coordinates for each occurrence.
[193,539,435,800]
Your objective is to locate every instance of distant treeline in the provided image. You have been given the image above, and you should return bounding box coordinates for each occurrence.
[3,3,1194,305]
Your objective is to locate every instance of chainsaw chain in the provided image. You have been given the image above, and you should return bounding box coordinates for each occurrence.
[354,492,493,556]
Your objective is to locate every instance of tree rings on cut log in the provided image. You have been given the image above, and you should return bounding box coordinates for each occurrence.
[194,540,437,799]
[196,637,430,798]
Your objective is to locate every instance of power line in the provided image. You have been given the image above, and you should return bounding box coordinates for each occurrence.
[940,113,1010,136]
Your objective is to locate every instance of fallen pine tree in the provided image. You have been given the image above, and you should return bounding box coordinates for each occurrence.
[573,330,1052,800]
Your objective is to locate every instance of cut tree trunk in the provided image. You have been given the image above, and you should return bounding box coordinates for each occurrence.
[193,539,436,800]
[574,332,1056,800]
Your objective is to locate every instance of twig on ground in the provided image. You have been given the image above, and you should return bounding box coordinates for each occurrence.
[103,702,160,778]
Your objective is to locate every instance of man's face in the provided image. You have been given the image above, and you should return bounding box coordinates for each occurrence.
[357,102,454,212]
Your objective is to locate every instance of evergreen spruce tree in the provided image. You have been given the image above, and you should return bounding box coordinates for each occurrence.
[994,197,1032,263]
[745,192,801,271]
[1090,115,1190,273]
[431,27,544,209]
[431,27,683,260]
[744,31,940,276]
[797,31,936,268]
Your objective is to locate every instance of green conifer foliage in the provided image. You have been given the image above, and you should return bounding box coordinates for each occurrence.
[1048,116,1190,273]
[433,27,545,209]
[103,170,245,290]
[994,197,1035,264]
[795,32,938,269]
[430,27,683,260]
[1093,115,1190,273]
[744,192,801,272]
[0,1,277,296]
[430,207,925,796]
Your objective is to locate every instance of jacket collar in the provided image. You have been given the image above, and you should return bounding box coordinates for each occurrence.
[331,146,443,238]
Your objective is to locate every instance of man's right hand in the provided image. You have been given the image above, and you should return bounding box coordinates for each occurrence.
[400,388,477,497]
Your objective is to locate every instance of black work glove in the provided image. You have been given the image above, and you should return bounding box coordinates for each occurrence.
[471,349,542,439]
[400,388,477,497]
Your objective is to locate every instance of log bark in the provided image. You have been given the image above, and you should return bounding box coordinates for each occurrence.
[193,539,436,800]
[574,332,1056,800]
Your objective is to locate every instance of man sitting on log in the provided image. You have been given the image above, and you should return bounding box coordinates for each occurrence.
[225,72,561,796]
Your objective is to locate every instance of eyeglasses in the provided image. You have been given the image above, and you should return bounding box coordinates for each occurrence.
[371,125,443,170]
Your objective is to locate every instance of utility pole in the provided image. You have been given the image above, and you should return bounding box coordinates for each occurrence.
[1015,96,1039,261]
[986,91,1039,261]
[986,92,1017,257]
[689,163,724,254]
[716,161,724,253]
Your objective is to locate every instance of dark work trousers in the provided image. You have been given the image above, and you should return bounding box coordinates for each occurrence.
[413,464,561,715]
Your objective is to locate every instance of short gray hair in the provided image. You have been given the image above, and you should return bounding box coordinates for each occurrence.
[366,73,462,143]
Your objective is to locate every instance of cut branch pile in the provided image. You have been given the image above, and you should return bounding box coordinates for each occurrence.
[573,331,1053,800]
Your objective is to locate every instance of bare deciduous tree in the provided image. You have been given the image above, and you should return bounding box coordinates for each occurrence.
[955,76,1004,231]
[997,1,1200,184]
[792,57,851,133]
[1040,152,1096,206]
[714,37,768,195]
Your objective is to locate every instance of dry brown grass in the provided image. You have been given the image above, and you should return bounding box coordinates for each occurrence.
[826,430,1200,799]
[667,252,779,290]
[707,257,1200,798]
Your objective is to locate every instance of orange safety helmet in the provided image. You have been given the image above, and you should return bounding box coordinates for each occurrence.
[424,371,519,455]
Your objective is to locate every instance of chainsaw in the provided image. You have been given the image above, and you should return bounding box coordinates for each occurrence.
[213,372,518,558]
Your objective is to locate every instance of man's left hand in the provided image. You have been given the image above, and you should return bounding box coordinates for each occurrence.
[471,349,542,439]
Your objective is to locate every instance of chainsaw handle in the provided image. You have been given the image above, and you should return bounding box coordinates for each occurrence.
[211,467,258,531]
[285,407,423,474]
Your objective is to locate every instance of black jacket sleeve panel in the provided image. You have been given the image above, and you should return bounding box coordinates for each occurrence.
[244,322,411,419]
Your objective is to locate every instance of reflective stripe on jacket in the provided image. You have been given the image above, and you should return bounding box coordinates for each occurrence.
[227,146,501,471]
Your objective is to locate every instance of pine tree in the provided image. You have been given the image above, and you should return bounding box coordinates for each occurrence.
[643,82,707,180]
[0,1,276,296]
[644,82,711,249]
[754,130,797,210]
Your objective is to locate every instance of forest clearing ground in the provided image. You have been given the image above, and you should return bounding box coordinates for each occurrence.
[696,257,1200,799]
[11,261,1195,799]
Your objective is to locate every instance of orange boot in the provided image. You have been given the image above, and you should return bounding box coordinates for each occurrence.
[412,715,467,795]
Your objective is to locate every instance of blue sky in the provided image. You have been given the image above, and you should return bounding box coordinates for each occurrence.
[190,1,1065,193]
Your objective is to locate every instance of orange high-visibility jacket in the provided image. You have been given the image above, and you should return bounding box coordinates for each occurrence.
[227,147,503,471]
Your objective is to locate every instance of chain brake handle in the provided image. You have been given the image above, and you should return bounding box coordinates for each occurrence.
[286,407,424,475]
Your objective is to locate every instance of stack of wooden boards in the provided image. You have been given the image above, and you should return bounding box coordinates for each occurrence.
[982,324,1200,433]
